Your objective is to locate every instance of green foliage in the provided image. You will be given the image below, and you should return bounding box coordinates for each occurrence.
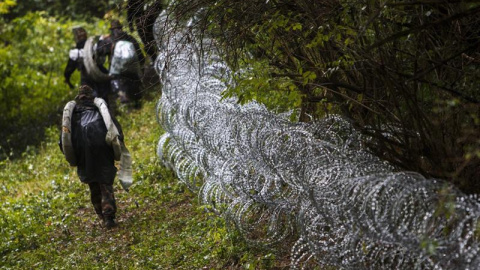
[0,125,80,260]
[0,13,68,116]
[0,0,16,14]
[2,0,119,21]
[223,59,302,119]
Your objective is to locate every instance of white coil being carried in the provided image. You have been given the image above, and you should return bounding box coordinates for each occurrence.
[83,36,110,82]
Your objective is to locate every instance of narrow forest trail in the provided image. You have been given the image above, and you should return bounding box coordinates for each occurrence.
[0,97,284,269]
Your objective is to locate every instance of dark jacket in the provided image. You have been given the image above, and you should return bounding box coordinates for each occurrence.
[66,99,123,184]
[64,40,111,100]
[64,40,91,88]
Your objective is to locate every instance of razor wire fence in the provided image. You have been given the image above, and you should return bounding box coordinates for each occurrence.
[153,10,480,269]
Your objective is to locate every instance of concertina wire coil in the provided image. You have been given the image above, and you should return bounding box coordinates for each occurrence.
[153,10,480,270]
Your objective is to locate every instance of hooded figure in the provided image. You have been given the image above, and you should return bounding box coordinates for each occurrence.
[60,85,124,228]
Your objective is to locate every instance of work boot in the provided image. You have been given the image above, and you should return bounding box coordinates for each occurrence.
[104,218,117,229]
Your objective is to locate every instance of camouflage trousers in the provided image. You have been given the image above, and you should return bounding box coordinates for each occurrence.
[88,182,117,221]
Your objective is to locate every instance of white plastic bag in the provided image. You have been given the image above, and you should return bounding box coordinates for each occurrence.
[69,48,84,61]
[118,142,133,192]
[109,40,140,77]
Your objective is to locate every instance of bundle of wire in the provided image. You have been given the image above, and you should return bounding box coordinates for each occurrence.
[154,10,480,270]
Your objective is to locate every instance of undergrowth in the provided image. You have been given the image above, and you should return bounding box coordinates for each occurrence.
[0,98,286,269]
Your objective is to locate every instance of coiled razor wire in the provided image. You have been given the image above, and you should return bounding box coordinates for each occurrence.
[153,10,480,269]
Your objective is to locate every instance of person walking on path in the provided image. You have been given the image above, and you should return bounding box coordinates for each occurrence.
[60,85,127,228]
[107,19,145,107]
[64,27,110,101]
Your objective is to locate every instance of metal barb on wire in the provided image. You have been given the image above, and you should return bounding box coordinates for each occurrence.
[154,8,480,270]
